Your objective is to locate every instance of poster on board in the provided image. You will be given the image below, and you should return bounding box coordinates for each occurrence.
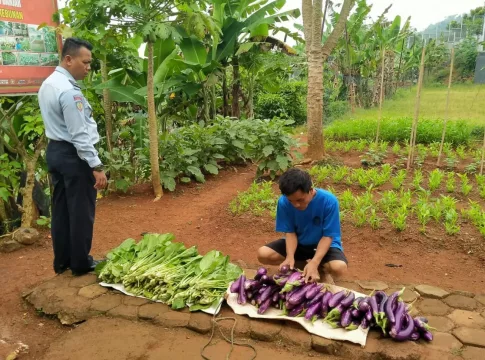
[0,0,60,95]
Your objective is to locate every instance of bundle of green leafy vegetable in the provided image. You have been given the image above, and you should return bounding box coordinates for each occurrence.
[96,233,242,311]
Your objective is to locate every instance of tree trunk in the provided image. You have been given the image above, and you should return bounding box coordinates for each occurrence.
[147,41,163,200]
[303,0,355,160]
[20,157,38,228]
[247,76,254,119]
[384,49,395,98]
[100,58,113,152]
[231,57,241,118]
[305,0,325,160]
[222,67,229,117]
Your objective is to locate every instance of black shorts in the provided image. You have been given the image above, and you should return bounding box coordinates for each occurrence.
[265,238,348,266]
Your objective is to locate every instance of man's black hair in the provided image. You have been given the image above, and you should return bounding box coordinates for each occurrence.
[61,37,93,60]
[279,168,312,196]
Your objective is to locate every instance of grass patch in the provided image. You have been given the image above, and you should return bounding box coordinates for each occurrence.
[337,85,485,124]
[229,181,277,218]
[325,117,482,145]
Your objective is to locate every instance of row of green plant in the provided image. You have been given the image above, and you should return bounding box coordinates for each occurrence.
[325,118,483,145]
[325,139,483,171]
[228,179,485,238]
[333,188,478,236]
[310,164,485,197]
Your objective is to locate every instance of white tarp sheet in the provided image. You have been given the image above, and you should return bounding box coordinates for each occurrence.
[99,282,223,315]
[225,283,370,347]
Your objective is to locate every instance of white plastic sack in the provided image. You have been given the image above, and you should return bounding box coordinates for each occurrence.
[99,282,223,315]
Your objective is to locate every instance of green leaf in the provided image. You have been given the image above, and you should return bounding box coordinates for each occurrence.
[213,153,226,159]
[162,176,177,191]
[276,155,289,170]
[187,166,205,182]
[180,177,191,183]
[232,140,245,149]
[235,42,256,55]
[180,36,207,65]
[204,164,219,175]
[115,179,130,193]
[0,187,10,202]
[267,160,279,171]
[262,145,274,156]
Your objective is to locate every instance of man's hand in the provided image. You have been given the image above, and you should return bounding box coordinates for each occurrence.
[93,170,107,190]
[279,257,295,271]
[303,260,320,283]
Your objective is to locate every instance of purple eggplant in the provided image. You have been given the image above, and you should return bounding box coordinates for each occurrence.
[368,296,379,318]
[340,309,353,327]
[307,291,325,307]
[392,301,406,334]
[258,286,267,294]
[325,302,348,321]
[272,291,280,303]
[244,279,259,291]
[345,319,361,331]
[375,291,387,305]
[360,317,369,329]
[237,275,247,304]
[413,317,432,333]
[422,330,433,341]
[358,299,370,313]
[328,290,346,308]
[275,276,289,287]
[288,283,314,305]
[280,271,304,293]
[353,297,364,309]
[259,285,279,305]
[321,291,333,308]
[288,302,305,317]
[304,301,322,321]
[280,264,290,274]
[255,267,267,280]
[365,309,372,322]
[340,291,356,308]
[351,309,361,319]
[230,276,243,293]
[305,284,323,300]
[258,297,272,314]
[385,288,404,325]
[410,332,420,341]
[390,314,414,341]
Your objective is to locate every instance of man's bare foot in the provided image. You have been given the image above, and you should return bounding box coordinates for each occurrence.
[322,272,335,285]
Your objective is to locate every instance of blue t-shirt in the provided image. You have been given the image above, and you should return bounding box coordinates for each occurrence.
[275,189,342,250]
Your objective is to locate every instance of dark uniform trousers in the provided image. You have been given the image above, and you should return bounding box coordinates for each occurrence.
[46,140,97,273]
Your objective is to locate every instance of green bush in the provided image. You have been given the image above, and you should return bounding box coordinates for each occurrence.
[325,117,483,145]
[148,117,300,190]
[255,81,307,125]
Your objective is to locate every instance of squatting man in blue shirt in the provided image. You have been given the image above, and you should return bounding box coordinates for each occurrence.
[38,38,107,276]
[257,168,348,284]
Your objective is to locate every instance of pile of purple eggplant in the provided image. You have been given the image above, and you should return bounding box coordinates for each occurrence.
[229,266,434,342]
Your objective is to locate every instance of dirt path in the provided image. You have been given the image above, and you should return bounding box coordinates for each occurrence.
[2,162,485,358]
[41,318,331,360]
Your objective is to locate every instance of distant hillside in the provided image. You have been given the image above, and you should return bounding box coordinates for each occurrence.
[421,14,464,34]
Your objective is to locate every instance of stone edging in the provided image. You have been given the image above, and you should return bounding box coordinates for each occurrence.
[23,273,485,360]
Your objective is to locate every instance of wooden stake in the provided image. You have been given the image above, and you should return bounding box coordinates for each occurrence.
[407,45,426,170]
[481,122,485,175]
[375,48,385,144]
[437,47,455,166]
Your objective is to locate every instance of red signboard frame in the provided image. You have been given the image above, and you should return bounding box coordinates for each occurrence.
[0,0,61,95]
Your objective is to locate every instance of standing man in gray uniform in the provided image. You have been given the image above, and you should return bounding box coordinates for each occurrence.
[38,38,107,276]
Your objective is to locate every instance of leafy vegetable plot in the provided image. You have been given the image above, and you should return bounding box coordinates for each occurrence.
[96,233,242,311]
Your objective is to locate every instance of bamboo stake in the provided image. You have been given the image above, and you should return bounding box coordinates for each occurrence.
[375,48,385,144]
[437,47,455,166]
[407,45,426,170]
[481,121,485,175]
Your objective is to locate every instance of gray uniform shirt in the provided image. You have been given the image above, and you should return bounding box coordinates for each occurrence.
[38,66,101,168]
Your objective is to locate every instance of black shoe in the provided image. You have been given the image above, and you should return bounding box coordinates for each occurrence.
[71,259,102,276]
[54,266,70,275]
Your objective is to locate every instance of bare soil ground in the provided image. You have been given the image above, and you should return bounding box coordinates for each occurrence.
[2,156,485,358]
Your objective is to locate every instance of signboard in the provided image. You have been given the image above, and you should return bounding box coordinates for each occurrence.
[0,0,60,94]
